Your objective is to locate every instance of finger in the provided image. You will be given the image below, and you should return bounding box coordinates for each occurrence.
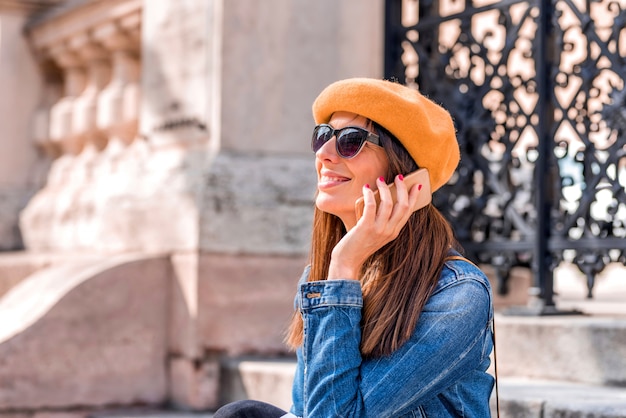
[376,176,393,217]
[359,183,377,220]
[407,182,424,212]
[392,174,410,215]
[383,175,412,237]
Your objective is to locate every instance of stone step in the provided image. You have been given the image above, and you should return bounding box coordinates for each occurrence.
[216,358,626,418]
[495,377,626,418]
[90,375,626,418]
[495,314,626,386]
[220,357,296,412]
[92,411,214,418]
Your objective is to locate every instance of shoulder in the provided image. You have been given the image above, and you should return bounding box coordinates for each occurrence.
[436,257,491,293]
[426,257,493,318]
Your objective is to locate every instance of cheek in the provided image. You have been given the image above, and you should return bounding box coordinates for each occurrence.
[373,155,390,181]
[364,162,389,184]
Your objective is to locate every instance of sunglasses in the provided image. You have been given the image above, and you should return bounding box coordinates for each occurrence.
[311,124,381,159]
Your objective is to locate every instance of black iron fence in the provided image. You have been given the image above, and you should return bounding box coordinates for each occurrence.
[385,0,626,312]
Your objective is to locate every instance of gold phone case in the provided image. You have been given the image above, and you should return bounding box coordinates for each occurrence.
[354,168,432,219]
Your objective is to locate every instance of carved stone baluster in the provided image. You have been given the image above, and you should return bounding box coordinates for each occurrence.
[48,46,85,155]
[32,60,63,158]
[95,21,140,151]
[71,34,111,152]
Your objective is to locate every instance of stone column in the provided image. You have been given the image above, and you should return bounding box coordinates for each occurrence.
[139,0,220,409]
[197,0,385,354]
[0,2,51,250]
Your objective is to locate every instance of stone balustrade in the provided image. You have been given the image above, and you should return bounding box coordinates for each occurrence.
[27,0,142,157]
[19,0,170,253]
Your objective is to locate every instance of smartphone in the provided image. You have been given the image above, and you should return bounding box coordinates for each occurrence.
[354,168,432,219]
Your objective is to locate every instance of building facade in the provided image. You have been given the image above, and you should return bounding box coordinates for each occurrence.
[0,0,384,413]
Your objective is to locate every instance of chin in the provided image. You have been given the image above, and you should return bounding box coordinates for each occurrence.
[315,194,349,218]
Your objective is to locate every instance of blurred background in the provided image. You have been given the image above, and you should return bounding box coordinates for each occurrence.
[0,0,625,417]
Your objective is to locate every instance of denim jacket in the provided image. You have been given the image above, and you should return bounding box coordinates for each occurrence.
[290,257,494,417]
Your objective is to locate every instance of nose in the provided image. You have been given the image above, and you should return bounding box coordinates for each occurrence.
[315,136,339,161]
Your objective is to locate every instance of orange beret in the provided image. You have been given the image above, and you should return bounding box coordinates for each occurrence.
[312,78,459,192]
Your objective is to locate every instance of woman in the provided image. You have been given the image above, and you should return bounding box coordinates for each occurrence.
[215,78,494,417]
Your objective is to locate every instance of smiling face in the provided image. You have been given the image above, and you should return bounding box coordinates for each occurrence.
[314,111,389,229]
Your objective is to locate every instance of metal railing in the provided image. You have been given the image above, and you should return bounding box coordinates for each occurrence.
[384,0,626,312]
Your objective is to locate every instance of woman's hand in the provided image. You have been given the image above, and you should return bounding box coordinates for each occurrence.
[327,175,423,280]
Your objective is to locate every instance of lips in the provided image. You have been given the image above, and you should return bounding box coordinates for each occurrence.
[321,175,349,183]
[318,173,351,188]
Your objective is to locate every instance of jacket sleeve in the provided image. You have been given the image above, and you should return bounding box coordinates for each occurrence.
[291,266,493,418]
[294,279,365,417]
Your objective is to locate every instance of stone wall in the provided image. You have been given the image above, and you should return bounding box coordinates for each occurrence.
[161,0,385,406]
[0,0,386,411]
[0,254,171,410]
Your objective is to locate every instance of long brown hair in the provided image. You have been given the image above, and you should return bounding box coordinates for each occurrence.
[285,122,460,358]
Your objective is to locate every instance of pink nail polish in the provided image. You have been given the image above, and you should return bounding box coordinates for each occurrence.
[418,184,423,191]
[365,184,370,189]
[398,174,404,181]
[378,176,385,182]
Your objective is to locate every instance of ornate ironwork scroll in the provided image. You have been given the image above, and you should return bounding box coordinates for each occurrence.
[385,0,626,308]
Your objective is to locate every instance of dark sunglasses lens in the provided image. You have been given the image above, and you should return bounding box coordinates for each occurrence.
[312,125,333,152]
[337,129,368,158]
